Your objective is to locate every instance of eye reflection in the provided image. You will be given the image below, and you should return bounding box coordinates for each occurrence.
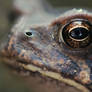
[60,19,92,48]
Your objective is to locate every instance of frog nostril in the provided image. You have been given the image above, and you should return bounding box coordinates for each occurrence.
[25,31,32,37]
[24,29,39,39]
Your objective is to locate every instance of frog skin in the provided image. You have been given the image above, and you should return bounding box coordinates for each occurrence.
[1,0,92,92]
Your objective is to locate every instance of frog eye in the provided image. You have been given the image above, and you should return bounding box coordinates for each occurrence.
[60,19,92,48]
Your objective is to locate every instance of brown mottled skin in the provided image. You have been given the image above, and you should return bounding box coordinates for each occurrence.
[1,1,92,92]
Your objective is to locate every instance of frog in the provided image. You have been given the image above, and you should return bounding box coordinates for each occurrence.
[1,0,92,92]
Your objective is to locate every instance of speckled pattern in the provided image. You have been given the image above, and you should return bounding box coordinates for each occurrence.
[1,9,92,92]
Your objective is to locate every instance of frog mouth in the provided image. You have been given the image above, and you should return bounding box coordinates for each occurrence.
[1,56,89,92]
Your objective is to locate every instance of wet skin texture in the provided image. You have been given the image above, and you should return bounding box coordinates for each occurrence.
[2,9,92,92]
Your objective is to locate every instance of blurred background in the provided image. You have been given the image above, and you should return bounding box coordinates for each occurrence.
[0,0,92,92]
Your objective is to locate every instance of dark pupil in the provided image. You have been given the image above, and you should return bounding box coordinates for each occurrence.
[69,27,89,39]
[26,32,32,36]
